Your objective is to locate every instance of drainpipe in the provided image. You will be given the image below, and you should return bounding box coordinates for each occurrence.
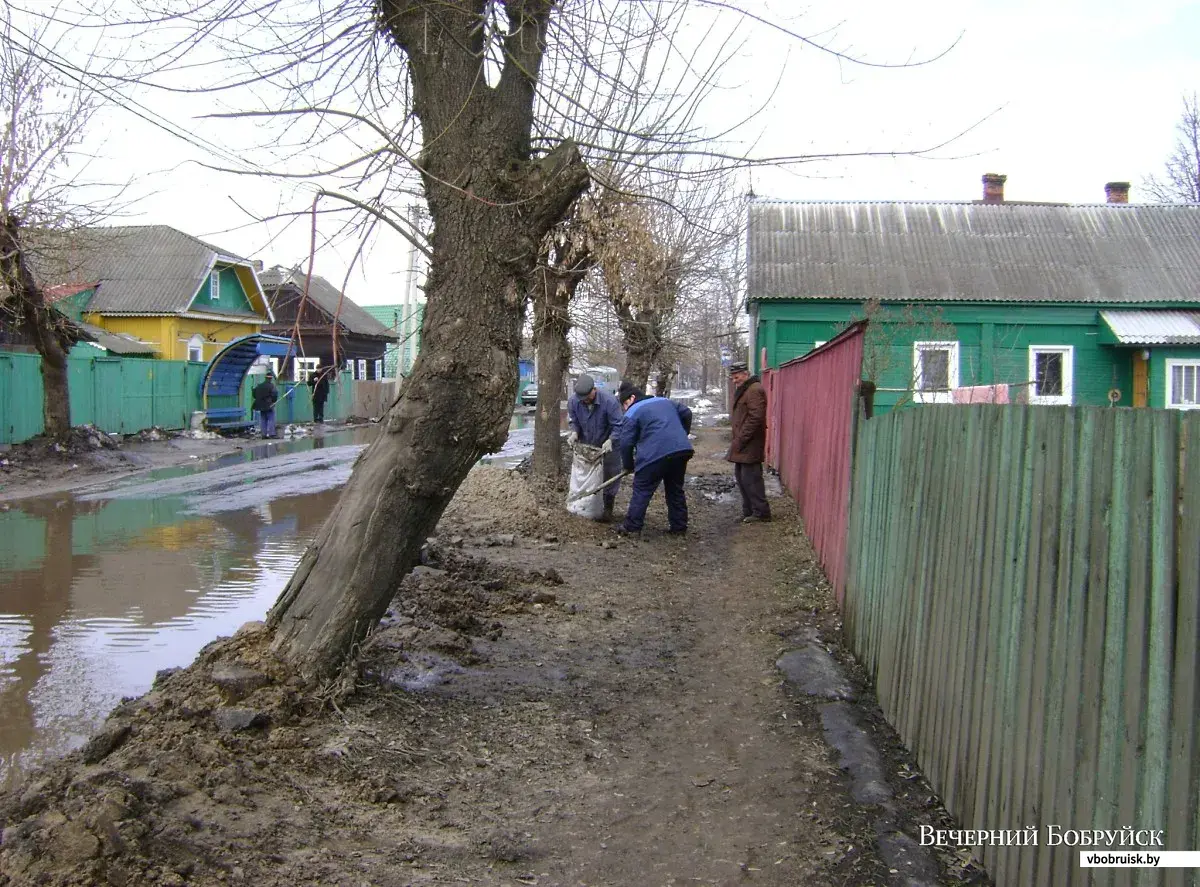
[747,304,758,373]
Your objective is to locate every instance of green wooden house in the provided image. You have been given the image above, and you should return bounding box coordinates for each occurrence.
[361,303,424,379]
[746,178,1200,412]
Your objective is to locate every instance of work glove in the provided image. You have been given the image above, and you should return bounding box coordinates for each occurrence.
[600,438,613,455]
[566,431,578,446]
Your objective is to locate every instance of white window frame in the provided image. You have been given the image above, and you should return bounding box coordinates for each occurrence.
[912,341,959,403]
[1165,359,1200,410]
[294,357,319,382]
[209,270,220,301]
[1028,345,1074,406]
[186,334,205,363]
[373,359,383,380]
[269,357,281,378]
[356,358,367,380]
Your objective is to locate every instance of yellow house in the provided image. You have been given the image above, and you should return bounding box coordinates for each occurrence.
[57,226,272,361]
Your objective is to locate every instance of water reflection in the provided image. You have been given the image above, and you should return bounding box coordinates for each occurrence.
[0,457,345,788]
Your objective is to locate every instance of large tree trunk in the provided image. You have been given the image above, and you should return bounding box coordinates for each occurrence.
[615,303,660,391]
[0,216,74,438]
[530,223,595,478]
[268,0,589,681]
[531,281,569,479]
[34,339,70,437]
[624,349,652,391]
[655,366,676,400]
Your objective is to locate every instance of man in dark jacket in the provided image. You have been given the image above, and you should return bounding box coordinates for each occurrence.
[614,380,693,536]
[566,373,624,521]
[309,366,331,424]
[727,361,771,522]
[252,371,279,439]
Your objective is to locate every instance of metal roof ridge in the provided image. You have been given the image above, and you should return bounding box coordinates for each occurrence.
[748,198,1200,209]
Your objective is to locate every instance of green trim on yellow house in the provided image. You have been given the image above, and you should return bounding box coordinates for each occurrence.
[188,266,259,316]
[53,288,98,322]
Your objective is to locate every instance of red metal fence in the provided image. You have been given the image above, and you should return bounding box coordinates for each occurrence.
[763,322,865,604]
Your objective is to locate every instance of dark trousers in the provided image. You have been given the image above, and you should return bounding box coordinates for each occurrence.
[624,452,690,532]
[734,462,771,519]
[601,449,623,506]
[313,400,326,423]
[258,408,276,438]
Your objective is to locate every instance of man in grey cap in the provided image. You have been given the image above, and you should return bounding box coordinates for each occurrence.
[566,373,624,521]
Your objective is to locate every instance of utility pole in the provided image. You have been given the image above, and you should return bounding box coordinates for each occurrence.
[402,203,421,374]
[395,203,422,399]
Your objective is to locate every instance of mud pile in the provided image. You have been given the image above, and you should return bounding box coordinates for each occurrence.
[0,427,132,490]
[440,464,559,537]
[3,425,123,461]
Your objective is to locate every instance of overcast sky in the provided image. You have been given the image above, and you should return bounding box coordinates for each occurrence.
[70,0,1199,306]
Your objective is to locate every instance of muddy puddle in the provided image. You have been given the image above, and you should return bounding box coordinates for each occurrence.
[0,432,381,788]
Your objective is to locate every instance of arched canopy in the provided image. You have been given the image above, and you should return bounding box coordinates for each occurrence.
[200,333,293,405]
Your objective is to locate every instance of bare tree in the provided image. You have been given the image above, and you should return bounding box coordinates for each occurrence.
[530,206,595,478]
[0,11,108,439]
[595,162,739,391]
[569,272,623,368]
[88,0,591,677]
[662,239,745,394]
[526,1,749,478]
[1144,92,1200,204]
[603,204,674,390]
[563,180,744,400]
[266,4,590,679]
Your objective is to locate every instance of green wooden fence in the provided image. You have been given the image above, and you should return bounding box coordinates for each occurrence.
[0,351,362,444]
[0,353,44,444]
[844,404,1199,887]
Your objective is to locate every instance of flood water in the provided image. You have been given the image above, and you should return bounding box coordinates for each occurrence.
[483,406,567,466]
[0,427,387,788]
[0,411,556,788]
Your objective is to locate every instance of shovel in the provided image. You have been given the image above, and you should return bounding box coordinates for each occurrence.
[567,470,630,504]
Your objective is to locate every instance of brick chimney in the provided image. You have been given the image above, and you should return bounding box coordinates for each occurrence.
[1105,182,1130,204]
[982,173,1007,204]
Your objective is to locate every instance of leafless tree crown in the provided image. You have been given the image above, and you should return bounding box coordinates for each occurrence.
[1144,92,1200,204]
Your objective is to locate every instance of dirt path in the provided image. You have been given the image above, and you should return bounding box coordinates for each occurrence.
[0,429,983,887]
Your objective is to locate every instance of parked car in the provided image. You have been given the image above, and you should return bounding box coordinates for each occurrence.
[519,384,538,406]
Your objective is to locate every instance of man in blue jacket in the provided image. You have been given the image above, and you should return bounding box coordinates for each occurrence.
[614,380,694,536]
[566,373,624,522]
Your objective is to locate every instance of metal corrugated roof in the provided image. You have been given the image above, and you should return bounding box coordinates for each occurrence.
[77,321,158,355]
[361,304,402,333]
[36,226,259,315]
[1100,310,1200,345]
[747,201,1200,304]
[260,267,395,339]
